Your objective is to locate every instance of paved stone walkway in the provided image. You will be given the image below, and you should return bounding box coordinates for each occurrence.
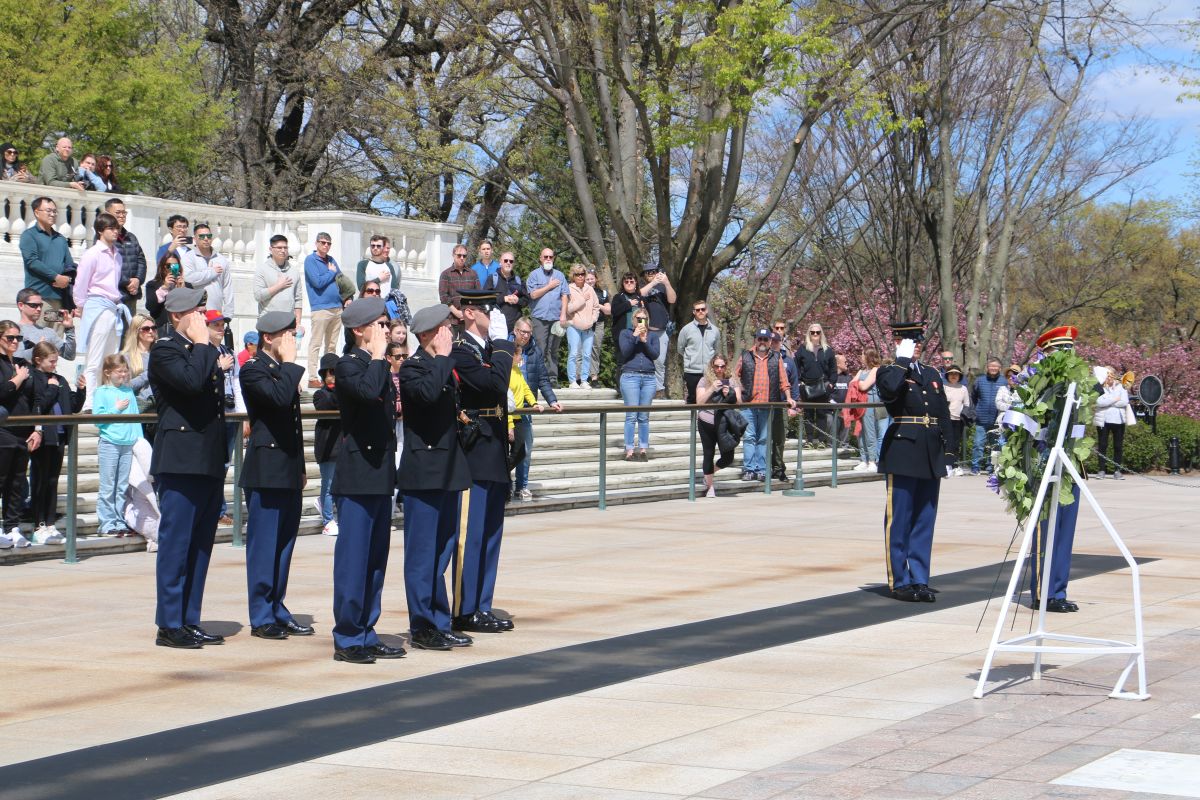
[1,473,1196,799]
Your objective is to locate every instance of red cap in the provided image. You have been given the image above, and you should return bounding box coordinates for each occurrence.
[204,310,227,324]
[1035,325,1078,350]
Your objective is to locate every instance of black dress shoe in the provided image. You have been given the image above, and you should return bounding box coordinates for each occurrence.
[184,625,225,645]
[891,585,921,602]
[913,584,936,603]
[481,610,514,631]
[368,643,407,659]
[409,628,454,651]
[1045,598,1074,613]
[442,629,473,647]
[334,646,376,664]
[251,623,289,640]
[451,612,504,633]
[281,620,315,636]
[156,627,202,649]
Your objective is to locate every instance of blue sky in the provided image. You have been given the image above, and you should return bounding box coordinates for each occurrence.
[1093,0,1199,204]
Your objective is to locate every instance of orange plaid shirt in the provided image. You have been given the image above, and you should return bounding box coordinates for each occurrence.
[737,351,790,403]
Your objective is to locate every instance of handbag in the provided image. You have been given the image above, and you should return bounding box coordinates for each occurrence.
[802,382,829,402]
[960,404,976,423]
[1124,404,1137,427]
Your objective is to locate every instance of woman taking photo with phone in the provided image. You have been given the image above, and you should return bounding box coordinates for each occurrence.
[0,320,36,548]
[145,252,192,335]
[618,309,660,461]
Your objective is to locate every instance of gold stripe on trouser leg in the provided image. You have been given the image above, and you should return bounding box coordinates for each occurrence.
[453,489,470,618]
[884,474,894,590]
[1033,511,1044,603]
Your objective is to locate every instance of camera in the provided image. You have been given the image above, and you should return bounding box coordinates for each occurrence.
[42,309,62,323]
[169,264,181,278]
[224,394,236,410]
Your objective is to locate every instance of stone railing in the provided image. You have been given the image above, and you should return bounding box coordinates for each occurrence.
[0,181,457,367]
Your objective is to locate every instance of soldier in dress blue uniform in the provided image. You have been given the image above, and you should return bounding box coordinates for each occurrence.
[397,303,474,651]
[238,310,314,641]
[330,296,406,664]
[449,288,516,635]
[148,286,229,649]
[1030,324,1084,613]
[877,321,955,603]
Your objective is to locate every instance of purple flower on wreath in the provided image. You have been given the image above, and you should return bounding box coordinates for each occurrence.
[986,473,1001,494]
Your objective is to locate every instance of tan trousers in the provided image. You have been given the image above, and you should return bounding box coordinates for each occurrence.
[308,307,343,378]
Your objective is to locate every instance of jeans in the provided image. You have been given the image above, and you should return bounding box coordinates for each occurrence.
[530,317,562,387]
[591,322,605,380]
[741,408,770,474]
[875,415,890,462]
[566,326,594,384]
[653,331,668,391]
[619,371,656,450]
[514,416,534,491]
[318,461,336,523]
[971,422,995,472]
[220,420,237,517]
[859,412,878,465]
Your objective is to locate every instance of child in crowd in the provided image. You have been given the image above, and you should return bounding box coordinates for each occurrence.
[28,342,85,544]
[91,354,142,537]
[312,353,341,537]
[238,331,258,367]
[507,353,540,498]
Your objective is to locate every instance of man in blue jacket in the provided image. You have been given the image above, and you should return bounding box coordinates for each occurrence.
[512,318,562,501]
[304,232,344,387]
[970,358,1004,475]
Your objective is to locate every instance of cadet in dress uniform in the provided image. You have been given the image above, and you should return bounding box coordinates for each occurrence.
[449,288,516,635]
[397,304,474,651]
[1030,324,1085,613]
[330,297,406,664]
[238,310,313,640]
[877,321,955,603]
[148,286,229,649]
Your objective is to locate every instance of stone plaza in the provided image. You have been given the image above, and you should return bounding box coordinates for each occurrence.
[1,475,1198,799]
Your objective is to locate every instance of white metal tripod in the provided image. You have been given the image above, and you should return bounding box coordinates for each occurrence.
[974,382,1149,701]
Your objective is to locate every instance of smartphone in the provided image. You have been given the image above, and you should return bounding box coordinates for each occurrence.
[169,264,181,277]
[41,309,61,323]
[182,236,194,245]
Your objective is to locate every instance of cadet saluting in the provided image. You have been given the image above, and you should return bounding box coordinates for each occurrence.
[397,304,473,651]
[877,321,954,603]
[238,310,313,641]
[330,296,405,665]
[450,288,516,634]
[148,286,228,649]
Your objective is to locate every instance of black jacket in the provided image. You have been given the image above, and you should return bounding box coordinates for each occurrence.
[451,334,515,484]
[147,331,227,479]
[331,348,396,496]
[796,345,836,389]
[312,387,341,464]
[0,356,36,446]
[238,352,306,490]
[487,271,527,331]
[31,371,85,447]
[877,356,955,480]
[397,347,470,493]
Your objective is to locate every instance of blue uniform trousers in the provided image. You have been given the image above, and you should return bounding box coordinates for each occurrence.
[155,474,222,629]
[244,488,301,628]
[331,494,392,649]
[454,480,507,618]
[883,473,940,590]
[402,489,460,633]
[1031,482,1080,600]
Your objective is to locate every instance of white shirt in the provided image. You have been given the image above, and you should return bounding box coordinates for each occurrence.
[185,248,235,317]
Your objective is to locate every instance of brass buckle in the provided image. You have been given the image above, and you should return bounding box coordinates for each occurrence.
[922,414,930,426]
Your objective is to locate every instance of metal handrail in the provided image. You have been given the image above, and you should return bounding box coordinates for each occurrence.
[0,400,886,564]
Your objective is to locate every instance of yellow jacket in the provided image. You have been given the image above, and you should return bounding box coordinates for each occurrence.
[509,365,536,432]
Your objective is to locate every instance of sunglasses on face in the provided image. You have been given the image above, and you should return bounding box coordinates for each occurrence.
[714,363,727,369]
[376,321,389,329]
[363,288,380,295]
[809,330,821,335]
[454,252,467,258]
[501,258,514,263]
[389,353,408,360]
[4,149,14,155]
[634,318,648,324]
[139,325,156,332]
[370,243,385,248]
[2,335,21,342]
[197,233,213,240]
[694,307,708,313]
[22,302,43,309]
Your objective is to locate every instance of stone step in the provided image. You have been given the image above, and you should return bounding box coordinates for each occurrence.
[527,458,863,492]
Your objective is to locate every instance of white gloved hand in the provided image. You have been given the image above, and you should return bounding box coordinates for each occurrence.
[946,465,953,478]
[895,338,916,359]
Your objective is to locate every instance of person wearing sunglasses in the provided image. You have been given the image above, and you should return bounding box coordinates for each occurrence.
[15,287,76,364]
[487,251,527,334]
[0,143,34,183]
[608,271,643,383]
[696,355,743,497]
[618,310,660,461]
[20,197,76,333]
[678,299,721,404]
[0,319,37,549]
[182,223,234,349]
[795,323,837,446]
[121,313,160,440]
[101,198,148,318]
[356,235,400,299]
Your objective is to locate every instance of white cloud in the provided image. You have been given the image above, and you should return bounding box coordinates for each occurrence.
[1089,63,1200,123]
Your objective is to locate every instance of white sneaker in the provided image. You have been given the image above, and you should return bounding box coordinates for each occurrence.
[852,462,870,473]
[0,531,11,550]
[322,520,339,537]
[146,540,159,553]
[705,486,717,498]
[518,488,533,502]
[7,526,31,548]
[579,381,591,389]
[41,525,66,545]
[868,463,878,473]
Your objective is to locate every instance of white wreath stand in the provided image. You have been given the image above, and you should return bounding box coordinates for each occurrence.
[974,382,1149,701]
